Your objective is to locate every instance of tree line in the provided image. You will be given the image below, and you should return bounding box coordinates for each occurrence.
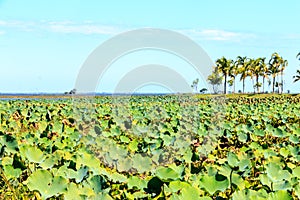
[206,52,300,94]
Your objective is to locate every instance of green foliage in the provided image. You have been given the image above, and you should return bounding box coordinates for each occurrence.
[0,95,299,199]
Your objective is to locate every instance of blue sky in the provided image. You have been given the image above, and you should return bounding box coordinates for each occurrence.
[0,0,299,93]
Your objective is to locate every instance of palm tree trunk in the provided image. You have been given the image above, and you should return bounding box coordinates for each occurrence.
[252,78,255,94]
[281,71,283,94]
[256,75,259,93]
[233,77,235,94]
[224,75,227,94]
[243,78,245,94]
[272,76,275,93]
[262,77,265,93]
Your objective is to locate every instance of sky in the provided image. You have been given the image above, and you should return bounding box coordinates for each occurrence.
[0,0,299,94]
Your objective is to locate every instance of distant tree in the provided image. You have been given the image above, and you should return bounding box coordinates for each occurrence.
[294,53,300,83]
[207,66,223,94]
[293,70,300,83]
[199,88,208,94]
[70,88,77,94]
[191,78,199,93]
[66,88,77,95]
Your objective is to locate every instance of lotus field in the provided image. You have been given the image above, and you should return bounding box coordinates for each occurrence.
[0,95,300,199]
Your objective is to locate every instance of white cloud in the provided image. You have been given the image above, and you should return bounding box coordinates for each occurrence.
[0,20,125,35]
[283,33,300,40]
[0,20,7,26]
[180,29,256,42]
[0,20,36,32]
[0,30,5,35]
[0,20,257,40]
[48,23,123,35]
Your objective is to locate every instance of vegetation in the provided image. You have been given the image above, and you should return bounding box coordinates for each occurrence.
[210,52,290,94]
[64,89,77,95]
[215,57,233,94]
[294,70,300,83]
[294,53,300,83]
[191,78,199,93]
[207,66,223,94]
[0,95,299,199]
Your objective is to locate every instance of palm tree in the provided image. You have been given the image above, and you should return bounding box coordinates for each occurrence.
[228,62,238,93]
[252,57,265,93]
[260,58,269,93]
[216,57,233,94]
[279,59,288,94]
[235,56,247,93]
[247,58,256,93]
[269,53,282,93]
[293,70,300,83]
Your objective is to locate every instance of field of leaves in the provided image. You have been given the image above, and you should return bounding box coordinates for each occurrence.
[0,95,299,199]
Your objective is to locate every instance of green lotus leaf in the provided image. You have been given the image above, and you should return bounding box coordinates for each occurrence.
[128,139,139,152]
[253,129,265,136]
[76,152,101,173]
[52,121,63,133]
[0,135,18,153]
[199,174,229,195]
[260,174,272,189]
[238,132,248,143]
[295,184,300,199]
[227,152,239,168]
[272,128,285,138]
[179,184,202,200]
[127,176,147,190]
[132,191,150,199]
[289,135,299,144]
[233,189,267,200]
[155,166,181,181]
[238,159,252,172]
[39,156,57,169]
[272,180,292,191]
[132,154,152,173]
[84,175,106,194]
[109,172,127,183]
[279,148,290,158]
[67,166,89,183]
[293,166,300,179]
[1,156,13,165]
[120,135,130,143]
[3,164,22,179]
[20,145,45,163]
[267,190,292,200]
[167,181,190,193]
[64,183,85,200]
[292,128,300,136]
[38,120,48,132]
[25,169,68,199]
[116,157,133,172]
[266,162,291,182]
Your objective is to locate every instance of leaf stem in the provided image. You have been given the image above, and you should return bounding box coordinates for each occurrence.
[0,167,18,200]
[229,168,234,196]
